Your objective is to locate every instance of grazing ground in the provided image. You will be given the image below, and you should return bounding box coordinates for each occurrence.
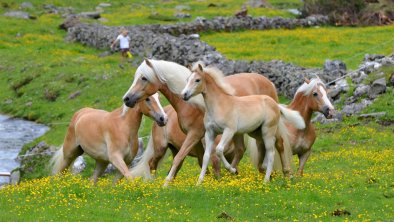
[0,0,393,221]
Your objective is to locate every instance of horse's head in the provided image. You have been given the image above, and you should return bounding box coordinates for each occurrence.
[123,59,161,108]
[301,78,335,119]
[182,63,206,101]
[139,93,168,127]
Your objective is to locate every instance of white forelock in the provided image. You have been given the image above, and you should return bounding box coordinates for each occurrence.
[295,78,325,96]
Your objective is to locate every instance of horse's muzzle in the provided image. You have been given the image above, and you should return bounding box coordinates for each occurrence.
[123,94,138,108]
[322,106,335,119]
[182,92,190,101]
[157,115,168,127]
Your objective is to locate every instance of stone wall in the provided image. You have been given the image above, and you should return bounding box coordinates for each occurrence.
[65,15,334,97]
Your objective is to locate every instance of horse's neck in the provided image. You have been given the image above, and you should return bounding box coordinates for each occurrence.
[159,84,189,112]
[288,94,313,127]
[203,74,231,114]
[112,106,143,133]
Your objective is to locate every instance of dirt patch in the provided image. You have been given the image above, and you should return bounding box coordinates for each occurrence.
[331,209,351,216]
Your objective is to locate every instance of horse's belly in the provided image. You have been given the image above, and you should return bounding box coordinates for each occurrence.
[81,143,109,162]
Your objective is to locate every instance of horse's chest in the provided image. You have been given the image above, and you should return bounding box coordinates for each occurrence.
[292,134,312,154]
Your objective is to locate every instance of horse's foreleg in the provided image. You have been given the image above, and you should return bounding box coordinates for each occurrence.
[262,125,277,183]
[164,131,202,187]
[109,152,132,180]
[297,149,311,177]
[91,160,108,184]
[216,128,236,174]
[197,129,216,185]
[230,134,246,174]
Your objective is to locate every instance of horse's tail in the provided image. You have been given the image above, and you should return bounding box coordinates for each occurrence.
[129,134,154,180]
[50,146,64,175]
[273,118,293,171]
[278,105,305,129]
[246,136,259,169]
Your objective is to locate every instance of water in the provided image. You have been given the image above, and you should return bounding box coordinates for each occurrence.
[0,115,49,185]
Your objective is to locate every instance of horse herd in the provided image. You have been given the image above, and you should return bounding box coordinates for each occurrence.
[51,59,335,186]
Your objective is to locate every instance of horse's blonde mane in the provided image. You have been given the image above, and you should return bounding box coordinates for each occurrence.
[193,62,235,96]
[134,60,206,110]
[296,78,326,96]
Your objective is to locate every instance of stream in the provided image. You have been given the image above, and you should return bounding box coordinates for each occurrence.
[0,114,49,185]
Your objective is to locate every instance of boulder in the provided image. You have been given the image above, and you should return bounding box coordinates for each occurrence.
[20,2,33,9]
[353,84,370,98]
[369,77,386,98]
[72,156,86,174]
[3,11,33,19]
[79,11,101,19]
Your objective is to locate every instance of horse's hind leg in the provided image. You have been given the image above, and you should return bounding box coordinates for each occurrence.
[230,134,246,174]
[91,160,108,184]
[261,125,277,183]
[275,135,292,177]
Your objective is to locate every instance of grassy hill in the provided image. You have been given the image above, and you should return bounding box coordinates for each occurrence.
[0,0,393,221]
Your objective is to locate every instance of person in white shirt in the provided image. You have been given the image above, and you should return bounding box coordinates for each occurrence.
[111,28,132,68]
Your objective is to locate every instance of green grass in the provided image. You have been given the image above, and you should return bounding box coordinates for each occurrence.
[201,26,394,69]
[0,0,393,221]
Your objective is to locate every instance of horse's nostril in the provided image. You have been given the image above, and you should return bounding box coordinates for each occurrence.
[160,116,164,122]
[123,97,129,102]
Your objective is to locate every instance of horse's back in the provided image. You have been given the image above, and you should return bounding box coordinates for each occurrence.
[225,73,278,102]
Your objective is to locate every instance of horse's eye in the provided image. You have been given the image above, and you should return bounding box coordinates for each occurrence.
[195,79,200,83]
[142,77,147,81]
[313,92,318,97]
[145,98,150,102]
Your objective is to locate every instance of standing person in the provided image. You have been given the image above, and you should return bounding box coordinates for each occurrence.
[111,28,132,68]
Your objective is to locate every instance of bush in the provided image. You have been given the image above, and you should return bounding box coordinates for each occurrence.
[302,0,394,25]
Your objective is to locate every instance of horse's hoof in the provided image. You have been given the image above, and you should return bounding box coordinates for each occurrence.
[229,167,237,174]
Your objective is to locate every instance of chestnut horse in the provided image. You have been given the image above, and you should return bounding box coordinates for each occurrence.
[122,59,288,186]
[50,93,168,183]
[250,78,335,176]
[182,64,305,184]
[285,78,335,175]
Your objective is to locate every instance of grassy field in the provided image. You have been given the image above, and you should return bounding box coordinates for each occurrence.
[0,0,393,221]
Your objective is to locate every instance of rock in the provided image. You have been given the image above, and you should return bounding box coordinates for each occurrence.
[72,156,86,174]
[3,11,33,20]
[358,112,386,120]
[248,0,271,8]
[59,15,80,30]
[175,13,191,19]
[98,51,113,58]
[25,101,32,107]
[364,54,385,62]
[324,59,347,73]
[312,112,342,124]
[10,170,20,185]
[98,17,108,23]
[287,8,302,15]
[20,2,33,9]
[79,11,101,19]
[369,77,386,98]
[98,3,111,7]
[353,84,370,98]
[352,71,368,84]
[68,90,81,99]
[389,73,394,87]
[175,5,191,11]
[341,99,373,116]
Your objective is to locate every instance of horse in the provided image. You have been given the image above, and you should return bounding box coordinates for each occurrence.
[281,78,335,176]
[130,104,238,179]
[122,59,285,186]
[50,93,168,184]
[181,63,305,184]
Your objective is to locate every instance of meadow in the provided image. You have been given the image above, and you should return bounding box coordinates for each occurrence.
[0,0,393,221]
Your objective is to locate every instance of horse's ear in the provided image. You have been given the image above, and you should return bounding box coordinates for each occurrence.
[304,77,311,84]
[145,58,153,68]
[187,64,192,70]
[198,64,204,73]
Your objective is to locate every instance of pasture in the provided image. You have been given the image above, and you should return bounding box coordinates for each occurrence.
[0,0,393,221]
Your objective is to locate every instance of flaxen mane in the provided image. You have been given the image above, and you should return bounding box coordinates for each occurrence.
[192,62,236,96]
